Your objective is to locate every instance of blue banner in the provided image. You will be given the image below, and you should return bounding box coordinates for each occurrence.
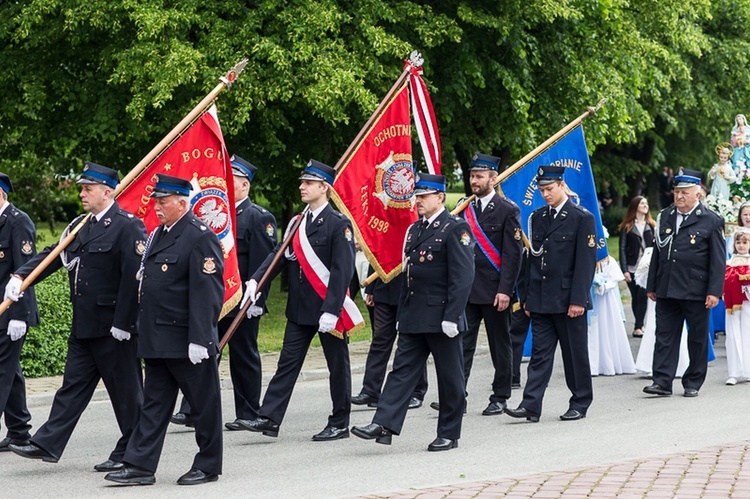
[500,125,608,261]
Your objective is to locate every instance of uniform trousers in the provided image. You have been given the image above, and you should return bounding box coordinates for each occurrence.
[31,336,142,461]
[123,357,222,474]
[360,302,428,401]
[179,314,262,420]
[653,298,709,391]
[373,333,464,439]
[260,321,351,428]
[0,332,31,440]
[463,303,512,402]
[521,312,592,416]
[510,306,531,385]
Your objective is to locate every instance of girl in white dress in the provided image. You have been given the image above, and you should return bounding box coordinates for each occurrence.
[723,230,750,385]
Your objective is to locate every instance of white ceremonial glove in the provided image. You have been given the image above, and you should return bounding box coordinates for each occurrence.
[441,321,459,338]
[110,326,131,341]
[188,343,209,365]
[4,276,23,302]
[247,305,264,319]
[240,279,261,309]
[318,312,338,333]
[7,320,26,341]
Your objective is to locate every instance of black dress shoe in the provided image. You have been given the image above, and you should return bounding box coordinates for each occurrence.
[94,459,125,472]
[176,468,219,486]
[482,401,507,416]
[684,388,699,398]
[511,382,522,389]
[351,423,393,445]
[237,417,279,437]
[0,437,30,452]
[643,383,672,396]
[504,406,540,422]
[559,409,586,421]
[351,393,378,406]
[104,466,155,485]
[224,419,254,431]
[429,401,440,411]
[170,412,195,427]
[408,397,423,409]
[9,443,58,463]
[427,437,458,452]
[312,425,349,441]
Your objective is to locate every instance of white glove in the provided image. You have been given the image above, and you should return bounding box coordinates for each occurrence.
[110,326,131,341]
[7,320,26,341]
[318,312,338,333]
[247,305,264,319]
[188,343,209,364]
[441,321,459,338]
[4,276,23,302]
[240,279,260,309]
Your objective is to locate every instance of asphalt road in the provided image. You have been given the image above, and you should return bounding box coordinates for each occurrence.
[3,334,748,499]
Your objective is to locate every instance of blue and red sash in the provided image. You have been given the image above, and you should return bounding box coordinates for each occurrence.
[464,202,502,273]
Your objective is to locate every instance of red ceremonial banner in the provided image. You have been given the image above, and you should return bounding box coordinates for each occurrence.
[118,106,241,316]
[331,84,417,282]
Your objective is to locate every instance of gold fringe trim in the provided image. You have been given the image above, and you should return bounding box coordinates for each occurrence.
[739,274,750,281]
[329,320,367,340]
[219,288,242,320]
[727,304,743,316]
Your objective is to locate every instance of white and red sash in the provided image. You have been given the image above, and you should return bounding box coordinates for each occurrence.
[292,215,364,337]
[464,202,502,273]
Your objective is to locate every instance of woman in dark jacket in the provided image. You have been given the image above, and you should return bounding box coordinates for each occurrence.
[618,196,655,337]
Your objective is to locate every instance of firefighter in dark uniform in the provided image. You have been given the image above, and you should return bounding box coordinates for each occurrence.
[238,160,357,442]
[5,163,145,469]
[0,173,39,453]
[171,155,277,430]
[505,165,597,423]
[352,271,428,409]
[456,152,523,416]
[352,173,475,451]
[644,168,724,397]
[105,174,225,486]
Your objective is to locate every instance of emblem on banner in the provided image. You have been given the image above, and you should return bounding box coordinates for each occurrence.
[374,152,415,210]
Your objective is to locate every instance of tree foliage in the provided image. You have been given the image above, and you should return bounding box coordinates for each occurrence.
[1,0,749,212]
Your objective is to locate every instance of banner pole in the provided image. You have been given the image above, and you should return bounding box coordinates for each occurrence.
[220,52,425,351]
[360,98,607,287]
[0,60,248,317]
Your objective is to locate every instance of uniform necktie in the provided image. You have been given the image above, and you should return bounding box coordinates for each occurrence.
[474,199,482,215]
[550,207,557,219]
[417,219,429,239]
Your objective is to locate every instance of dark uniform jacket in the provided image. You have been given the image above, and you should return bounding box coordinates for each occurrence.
[0,203,39,328]
[619,224,654,272]
[18,202,145,338]
[522,199,597,314]
[462,193,523,304]
[647,202,725,301]
[253,203,355,327]
[397,208,475,334]
[364,270,403,307]
[136,213,225,358]
[233,198,277,313]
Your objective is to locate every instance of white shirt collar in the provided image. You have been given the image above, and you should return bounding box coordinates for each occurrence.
[235,196,249,208]
[677,203,699,217]
[423,206,446,225]
[309,202,329,222]
[164,210,189,232]
[550,198,567,214]
[477,191,495,210]
[92,200,115,222]
[0,200,9,218]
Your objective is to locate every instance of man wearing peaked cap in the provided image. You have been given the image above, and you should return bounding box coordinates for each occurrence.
[238,158,357,442]
[171,155,277,432]
[505,164,596,423]
[441,152,523,417]
[353,172,475,451]
[0,173,40,454]
[106,173,225,486]
[644,167,724,398]
[6,161,146,471]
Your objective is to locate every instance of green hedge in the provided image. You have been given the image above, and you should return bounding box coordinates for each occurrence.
[20,270,71,377]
